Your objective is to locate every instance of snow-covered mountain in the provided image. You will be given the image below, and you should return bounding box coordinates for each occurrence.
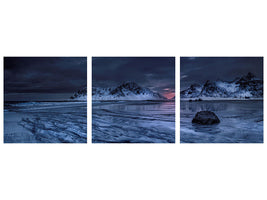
[180,83,202,98]
[181,72,263,99]
[93,82,167,100]
[70,87,87,101]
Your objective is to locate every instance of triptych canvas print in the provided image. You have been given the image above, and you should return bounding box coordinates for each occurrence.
[3,57,263,143]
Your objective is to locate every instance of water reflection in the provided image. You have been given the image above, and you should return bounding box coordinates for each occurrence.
[95,101,174,113]
[192,123,221,134]
[181,101,228,112]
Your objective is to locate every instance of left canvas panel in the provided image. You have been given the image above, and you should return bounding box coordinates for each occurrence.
[4,57,87,143]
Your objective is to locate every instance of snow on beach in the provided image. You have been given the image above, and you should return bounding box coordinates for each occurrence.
[180,100,263,143]
[4,101,87,143]
[92,100,175,143]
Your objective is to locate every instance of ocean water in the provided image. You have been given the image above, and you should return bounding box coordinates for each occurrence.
[92,101,175,143]
[180,100,263,143]
[4,101,87,143]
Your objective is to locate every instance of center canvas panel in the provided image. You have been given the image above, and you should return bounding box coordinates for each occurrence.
[92,57,175,143]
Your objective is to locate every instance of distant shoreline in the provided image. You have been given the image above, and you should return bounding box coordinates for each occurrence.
[4,100,87,102]
[180,98,263,101]
[92,99,175,102]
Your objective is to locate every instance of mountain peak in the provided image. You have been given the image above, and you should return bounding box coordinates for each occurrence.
[70,86,87,101]
[237,72,256,83]
[245,72,255,80]
[203,80,216,87]
[120,81,141,90]
[190,83,201,89]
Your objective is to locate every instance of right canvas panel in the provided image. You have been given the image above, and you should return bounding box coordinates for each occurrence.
[180,57,263,143]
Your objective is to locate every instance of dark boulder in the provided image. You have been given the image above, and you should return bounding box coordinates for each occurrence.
[192,111,220,125]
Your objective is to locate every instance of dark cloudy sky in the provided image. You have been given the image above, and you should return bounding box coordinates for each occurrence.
[92,57,175,99]
[180,57,263,90]
[4,57,87,101]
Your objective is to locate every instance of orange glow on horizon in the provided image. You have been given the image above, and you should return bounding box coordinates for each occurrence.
[163,92,175,99]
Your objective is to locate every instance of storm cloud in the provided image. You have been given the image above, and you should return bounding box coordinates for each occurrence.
[92,57,175,98]
[180,57,263,90]
[4,57,87,101]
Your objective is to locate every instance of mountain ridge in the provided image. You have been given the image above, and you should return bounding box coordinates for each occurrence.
[181,72,263,99]
[93,81,168,100]
[70,87,87,101]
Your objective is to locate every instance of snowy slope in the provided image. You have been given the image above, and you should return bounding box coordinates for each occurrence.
[181,72,263,99]
[93,82,167,100]
[180,84,202,98]
[70,87,87,101]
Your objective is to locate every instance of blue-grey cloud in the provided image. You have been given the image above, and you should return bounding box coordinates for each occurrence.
[180,57,263,90]
[4,57,87,100]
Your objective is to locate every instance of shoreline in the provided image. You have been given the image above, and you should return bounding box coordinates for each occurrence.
[180,98,263,101]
